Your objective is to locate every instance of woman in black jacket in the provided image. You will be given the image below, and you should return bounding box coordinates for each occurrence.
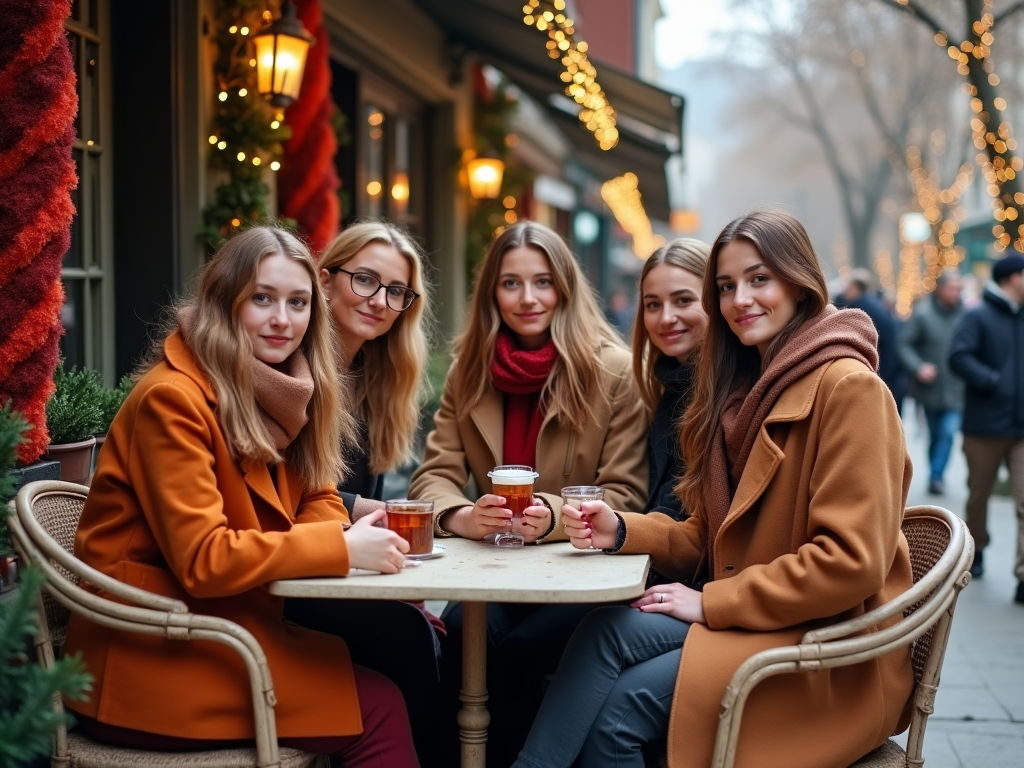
[631,238,710,519]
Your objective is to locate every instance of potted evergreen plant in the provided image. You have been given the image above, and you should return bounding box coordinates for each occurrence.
[0,402,27,593]
[44,360,103,486]
[95,375,133,446]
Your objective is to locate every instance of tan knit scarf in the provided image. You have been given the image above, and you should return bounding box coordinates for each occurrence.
[178,307,314,450]
[699,305,879,577]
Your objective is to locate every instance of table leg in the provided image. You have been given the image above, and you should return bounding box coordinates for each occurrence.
[458,600,489,768]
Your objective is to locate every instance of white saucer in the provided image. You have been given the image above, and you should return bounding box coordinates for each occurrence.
[407,544,446,561]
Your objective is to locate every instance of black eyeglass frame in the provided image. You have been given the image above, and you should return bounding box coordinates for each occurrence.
[327,267,421,311]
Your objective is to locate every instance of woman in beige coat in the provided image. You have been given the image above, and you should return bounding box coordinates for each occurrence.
[408,221,647,764]
[514,210,915,768]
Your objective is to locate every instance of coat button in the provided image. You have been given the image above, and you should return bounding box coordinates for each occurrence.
[724,564,735,571]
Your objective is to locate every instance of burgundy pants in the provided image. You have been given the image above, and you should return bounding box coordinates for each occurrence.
[76,665,419,767]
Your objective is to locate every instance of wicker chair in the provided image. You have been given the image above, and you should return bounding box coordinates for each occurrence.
[8,480,329,768]
[710,505,974,768]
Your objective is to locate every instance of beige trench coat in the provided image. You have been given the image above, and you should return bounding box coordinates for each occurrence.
[619,358,915,768]
[408,343,648,542]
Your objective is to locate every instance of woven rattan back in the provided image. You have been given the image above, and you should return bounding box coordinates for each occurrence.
[901,512,953,684]
[30,491,87,645]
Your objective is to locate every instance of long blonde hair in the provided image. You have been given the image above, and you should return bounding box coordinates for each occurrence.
[140,227,353,487]
[452,221,624,433]
[318,221,430,474]
[676,211,829,520]
[631,238,710,419]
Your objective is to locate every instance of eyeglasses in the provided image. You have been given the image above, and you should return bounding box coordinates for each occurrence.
[328,267,421,312]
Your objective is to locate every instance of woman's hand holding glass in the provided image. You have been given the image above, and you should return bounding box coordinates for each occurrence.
[344,510,409,573]
[631,583,706,624]
[444,495,550,542]
[561,499,618,550]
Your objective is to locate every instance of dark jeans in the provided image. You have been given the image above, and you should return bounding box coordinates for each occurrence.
[513,606,690,768]
[923,408,960,483]
[439,601,602,768]
[283,599,442,767]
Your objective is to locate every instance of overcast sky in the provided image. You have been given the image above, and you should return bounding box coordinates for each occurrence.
[654,0,736,69]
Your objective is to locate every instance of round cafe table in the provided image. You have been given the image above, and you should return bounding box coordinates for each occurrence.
[269,538,650,768]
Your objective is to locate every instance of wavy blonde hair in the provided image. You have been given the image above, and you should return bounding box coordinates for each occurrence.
[676,211,829,520]
[140,227,353,488]
[318,220,431,474]
[452,221,625,433]
[631,238,710,419]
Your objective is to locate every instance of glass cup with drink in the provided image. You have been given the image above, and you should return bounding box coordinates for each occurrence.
[561,486,605,549]
[384,499,435,560]
[487,465,540,548]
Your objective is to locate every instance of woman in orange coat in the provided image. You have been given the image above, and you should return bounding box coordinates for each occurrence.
[63,227,419,765]
[514,210,915,768]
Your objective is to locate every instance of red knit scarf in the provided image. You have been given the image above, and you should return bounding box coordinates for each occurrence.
[700,306,879,576]
[490,330,558,467]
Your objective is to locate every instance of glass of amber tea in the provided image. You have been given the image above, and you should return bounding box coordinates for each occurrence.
[561,486,605,549]
[488,465,540,548]
[384,499,435,559]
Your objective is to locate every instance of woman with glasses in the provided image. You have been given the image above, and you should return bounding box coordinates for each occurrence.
[282,220,441,764]
[408,220,648,765]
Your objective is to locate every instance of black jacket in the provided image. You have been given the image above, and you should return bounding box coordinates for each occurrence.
[949,285,1024,437]
[644,356,693,520]
[338,416,384,511]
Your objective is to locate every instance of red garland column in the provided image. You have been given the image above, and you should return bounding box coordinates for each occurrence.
[278,0,340,255]
[0,0,76,464]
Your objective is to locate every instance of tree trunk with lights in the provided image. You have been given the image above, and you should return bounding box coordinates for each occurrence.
[881,0,1024,252]
[0,0,77,464]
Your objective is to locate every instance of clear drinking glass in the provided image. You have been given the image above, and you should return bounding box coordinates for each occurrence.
[561,486,605,549]
[488,465,539,548]
[384,499,435,559]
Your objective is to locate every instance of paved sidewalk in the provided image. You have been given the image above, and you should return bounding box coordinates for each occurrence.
[893,405,1024,768]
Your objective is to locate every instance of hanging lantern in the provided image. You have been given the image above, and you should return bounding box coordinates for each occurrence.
[467,154,505,199]
[253,2,314,108]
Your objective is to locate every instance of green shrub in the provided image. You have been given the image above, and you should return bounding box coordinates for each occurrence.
[45,359,103,445]
[97,376,134,435]
[0,403,27,558]
[0,567,93,766]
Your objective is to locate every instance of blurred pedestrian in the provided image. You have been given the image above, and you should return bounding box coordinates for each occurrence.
[605,288,634,336]
[897,269,965,495]
[840,269,902,405]
[948,253,1024,601]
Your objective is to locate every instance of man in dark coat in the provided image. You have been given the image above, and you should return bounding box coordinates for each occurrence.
[949,253,1024,603]
[840,270,903,406]
[898,269,966,495]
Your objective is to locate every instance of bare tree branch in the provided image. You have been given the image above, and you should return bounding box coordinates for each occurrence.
[995,0,1024,25]
[876,0,947,36]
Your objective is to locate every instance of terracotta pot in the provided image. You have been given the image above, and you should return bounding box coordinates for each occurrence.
[44,436,97,486]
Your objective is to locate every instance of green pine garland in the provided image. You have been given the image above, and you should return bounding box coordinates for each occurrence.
[200,0,296,251]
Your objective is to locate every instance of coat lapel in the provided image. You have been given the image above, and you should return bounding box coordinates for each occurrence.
[469,388,504,466]
[718,366,830,534]
[241,459,292,525]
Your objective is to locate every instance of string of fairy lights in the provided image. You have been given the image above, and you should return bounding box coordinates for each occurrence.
[600,173,665,258]
[916,0,1024,253]
[522,0,619,150]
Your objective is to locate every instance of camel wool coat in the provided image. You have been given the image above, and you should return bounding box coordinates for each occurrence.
[64,331,362,740]
[409,343,647,542]
[618,358,916,768]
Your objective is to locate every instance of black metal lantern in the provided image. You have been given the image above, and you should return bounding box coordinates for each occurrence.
[253,2,315,108]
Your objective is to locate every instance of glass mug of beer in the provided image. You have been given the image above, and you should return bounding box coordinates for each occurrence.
[487,465,540,548]
[384,499,435,559]
[561,486,605,549]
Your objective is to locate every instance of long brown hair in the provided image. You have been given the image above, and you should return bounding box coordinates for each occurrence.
[318,221,431,474]
[631,238,710,418]
[452,221,624,432]
[139,227,353,487]
[676,210,830,519]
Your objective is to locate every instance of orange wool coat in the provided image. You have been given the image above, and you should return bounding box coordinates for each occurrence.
[618,358,916,768]
[64,331,361,740]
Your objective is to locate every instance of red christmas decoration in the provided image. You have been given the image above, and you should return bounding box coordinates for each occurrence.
[278,0,340,255]
[0,0,77,463]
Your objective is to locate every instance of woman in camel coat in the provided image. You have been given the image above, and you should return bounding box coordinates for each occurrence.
[408,221,647,765]
[514,210,915,768]
[64,228,418,764]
